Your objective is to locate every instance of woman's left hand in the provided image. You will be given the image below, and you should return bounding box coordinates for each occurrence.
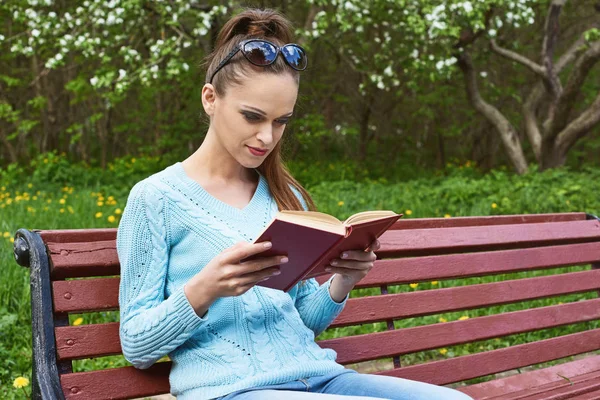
[325,239,381,286]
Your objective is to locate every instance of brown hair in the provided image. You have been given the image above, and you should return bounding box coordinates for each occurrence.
[201,8,316,213]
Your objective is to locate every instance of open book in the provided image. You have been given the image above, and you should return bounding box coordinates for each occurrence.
[240,210,403,292]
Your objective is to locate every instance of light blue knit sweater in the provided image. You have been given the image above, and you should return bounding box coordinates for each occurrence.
[116,162,349,400]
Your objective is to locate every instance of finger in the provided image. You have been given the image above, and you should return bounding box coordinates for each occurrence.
[239,266,282,285]
[339,250,377,262]
[223,241,274,264]
[242,255,289,272]
[327,260,374,271]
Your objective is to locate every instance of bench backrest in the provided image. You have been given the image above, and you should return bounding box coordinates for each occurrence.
[15,212,600,400]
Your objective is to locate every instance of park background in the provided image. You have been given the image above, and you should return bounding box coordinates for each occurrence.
[1,0,599,398]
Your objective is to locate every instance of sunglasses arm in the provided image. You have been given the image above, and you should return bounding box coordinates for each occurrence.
[209,46,241,84]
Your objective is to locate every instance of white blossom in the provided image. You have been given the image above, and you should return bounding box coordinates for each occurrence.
[90,76,99,86]
[480,71,488,78]
[31,29,41,37]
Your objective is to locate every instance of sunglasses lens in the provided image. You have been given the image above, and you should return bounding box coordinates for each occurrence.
[282,45,307,70]
[243,41,278,65]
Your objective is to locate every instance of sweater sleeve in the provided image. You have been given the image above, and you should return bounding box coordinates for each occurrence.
[117,180,209,369]
[293,276,348,337]
[288,183,348,337]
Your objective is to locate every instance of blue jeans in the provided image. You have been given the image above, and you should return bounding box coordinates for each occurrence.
[214,368,474,400]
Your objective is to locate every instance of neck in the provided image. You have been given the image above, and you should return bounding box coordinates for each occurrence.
[185,131,255,185]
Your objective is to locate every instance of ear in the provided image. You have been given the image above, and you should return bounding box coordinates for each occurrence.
[201,83,217,117]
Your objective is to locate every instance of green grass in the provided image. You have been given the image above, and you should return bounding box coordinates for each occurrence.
[1,159,600,399]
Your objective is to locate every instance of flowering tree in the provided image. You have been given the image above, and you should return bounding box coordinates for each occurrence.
[302,0,600,173]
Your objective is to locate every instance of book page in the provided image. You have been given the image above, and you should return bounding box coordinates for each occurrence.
[277,211,346,235]
[344,210,400,225]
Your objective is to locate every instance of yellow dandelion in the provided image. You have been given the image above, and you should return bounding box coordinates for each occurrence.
[10,237,14,243]
[1,186,5,190]
[27,183,32,188]
[108,215,116,223]
[115,208,122,215]
[131,158,136,163]
[13,376,29,389]
[33,196,37,200]
[491,203,497,209]
[98,196,105,202]
[458,315,469,321]
[431,281,438,285]
[438,317,447,323]
[439,348,448,355]
[67,206,74,214]
[444,214,451,218]
[3,232,9,238]
[97,201,104,206]
[43,158,48,164]
[60,208,65,213]
[47,199,52,203]
[409,283,418,289]
[338,201,344,206]
[95,212,103,218]
[108,196,114,201]
[73,317,83,326]
[405,209,412,215]
[59,198,66,204]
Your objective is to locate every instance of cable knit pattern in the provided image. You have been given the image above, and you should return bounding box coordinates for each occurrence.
[117,162,348,400]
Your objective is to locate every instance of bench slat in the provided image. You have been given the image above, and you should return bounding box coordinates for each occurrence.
[511,376,600,400]
[52,268,600,322]
[458,355,600,399]
[570,388,600,400]
[45,218,600,279]
[377,328,600,385]
[389,212,587,230]
[353,241,600,287]
[322,298,600,364]
[53,278,119,313]
[333,268,600,327]
[60,362,171,400]
[54,298,600,362]
[378,219,600,258]
[48,240,119,279]
[39,229,117,243]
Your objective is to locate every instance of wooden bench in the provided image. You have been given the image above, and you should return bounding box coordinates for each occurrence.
[14,211,600,400]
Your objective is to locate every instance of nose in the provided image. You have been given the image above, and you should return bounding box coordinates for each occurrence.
[256,124,274,147]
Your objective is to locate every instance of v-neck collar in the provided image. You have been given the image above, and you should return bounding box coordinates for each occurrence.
[171,161,269,218]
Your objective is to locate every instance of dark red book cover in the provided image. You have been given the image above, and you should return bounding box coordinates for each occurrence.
[241,212,402,292]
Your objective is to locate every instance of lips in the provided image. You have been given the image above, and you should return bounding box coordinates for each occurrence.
[247,146,268,155]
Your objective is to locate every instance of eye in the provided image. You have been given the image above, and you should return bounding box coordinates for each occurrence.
[275,119,289,126]
[242,113,260,122]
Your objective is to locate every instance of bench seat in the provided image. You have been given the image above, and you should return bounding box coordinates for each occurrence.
[14,212,600,399]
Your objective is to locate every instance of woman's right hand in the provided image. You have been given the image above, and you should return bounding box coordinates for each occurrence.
[184,241,287,316]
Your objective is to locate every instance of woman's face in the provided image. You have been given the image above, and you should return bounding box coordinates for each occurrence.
[202,72,299,169]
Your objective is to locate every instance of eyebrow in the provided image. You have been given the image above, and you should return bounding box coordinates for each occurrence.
[242,105,293,118]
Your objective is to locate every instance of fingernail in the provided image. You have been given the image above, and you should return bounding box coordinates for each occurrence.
[341,253,348,258]
[272,270,281,275]
[263,242,272,248]
[331,260,338,266]
[280,257,289,263]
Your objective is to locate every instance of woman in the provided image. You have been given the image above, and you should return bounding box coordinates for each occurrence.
[117,7,473,400]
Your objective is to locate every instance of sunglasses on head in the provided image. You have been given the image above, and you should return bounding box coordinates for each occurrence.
[208,38,308,84]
